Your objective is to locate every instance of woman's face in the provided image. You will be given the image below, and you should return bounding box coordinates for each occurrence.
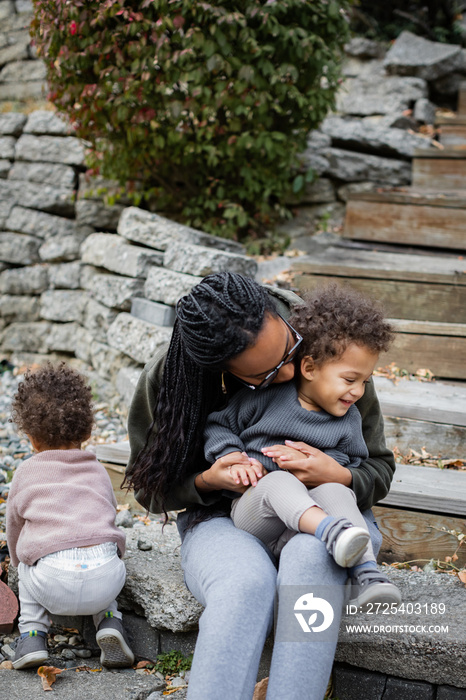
[227,313,298,388]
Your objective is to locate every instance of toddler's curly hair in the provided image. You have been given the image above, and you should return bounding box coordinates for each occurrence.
[289,283,394,366]
[11,362,94,448]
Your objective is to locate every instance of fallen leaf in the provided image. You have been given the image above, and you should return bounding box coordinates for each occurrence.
[135,660,152,669]
[37,666,63,691]
[458,571,466,585]
[0,660,14,669]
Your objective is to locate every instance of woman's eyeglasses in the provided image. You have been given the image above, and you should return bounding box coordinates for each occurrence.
[231,316,303,391]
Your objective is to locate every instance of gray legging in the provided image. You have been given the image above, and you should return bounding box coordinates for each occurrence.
[179,504,382,700]
[231,472,375,562]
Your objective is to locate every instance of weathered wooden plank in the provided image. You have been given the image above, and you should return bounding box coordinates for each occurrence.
[344,199,466,249]
[373,506,466,566]
[459,81,466,116]
[384,415,466,459]
[346,187,466,208]
[436,115,466,126]
[103,461,145,513]
[378,463,466,515]
[374,376,466,427]
[380,332,466,380]
[438,125,466,147]
[292,247,466,285]
[388,319,466,337]
[413,148,466,159]
[412,158,466,190]
[294,274,466,324]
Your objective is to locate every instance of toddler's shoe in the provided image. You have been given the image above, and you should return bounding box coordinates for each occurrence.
[96,615,135,668]
[350,564,402,609]
[12,631,49,670]
[321,517,370,568]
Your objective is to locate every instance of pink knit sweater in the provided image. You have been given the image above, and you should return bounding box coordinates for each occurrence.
[6,449,126,567]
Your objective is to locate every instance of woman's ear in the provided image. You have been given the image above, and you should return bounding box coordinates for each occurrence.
[300,356,315,381]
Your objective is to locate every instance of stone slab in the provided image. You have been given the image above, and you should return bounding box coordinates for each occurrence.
[336,76,427,117]
[89,339,135,381]
[39,232,90,263]
[8,161,76,188]
[39,289,87,323]
[337,569,466,687]
[384,31,463,81]
[0,294,39,322]
[333,665,386,700]
[0,320,51,353]
[80,233,162,278]
[0,59,46,82]
[117,206,243,253]
[0,80,47,102]
[24,110,71,135]
[0,112,26,136]
[47,262,82,289]
[81,266,144,310]
[6,206,80,239]
[0,136,15,159]
[144,268,203,306]
[47,322,83,353]
[322,148,411,185]
[107,313,172,365]
[131,297,176,327]
[383,677,435,700]
[75,199,124,231]
[0,159,10,178]
[0,264,48,294]
[115,366,143,409]
[0,580,18,633]
[15,134,85,166]
[0,179,75,216]
[82,297,118,343]
[164,241,257,278]
[437,686,466,699]
[0,231,40,264]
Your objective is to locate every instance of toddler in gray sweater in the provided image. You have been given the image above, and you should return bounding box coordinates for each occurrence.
[204,284,401,609]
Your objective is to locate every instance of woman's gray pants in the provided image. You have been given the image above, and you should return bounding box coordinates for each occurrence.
[180,507,382,700]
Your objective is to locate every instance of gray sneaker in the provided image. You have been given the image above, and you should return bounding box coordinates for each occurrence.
[12,632,49,670]
[350,565,402,610]
[96,616,134,668]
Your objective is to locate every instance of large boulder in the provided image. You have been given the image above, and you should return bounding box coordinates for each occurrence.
[336,75,427,116]
[119,522,203,633]
[321,116,433,159]
[322,148,411,185]
[80,233,163,278]
[384,31,464,81]
[164,241,257,278]
[107,313,172,365]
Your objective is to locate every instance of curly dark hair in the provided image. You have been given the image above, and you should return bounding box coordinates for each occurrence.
[289,283,394,366]
[11,362,94,448]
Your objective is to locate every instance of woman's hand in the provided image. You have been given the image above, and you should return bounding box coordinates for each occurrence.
[196,451,267,494]
[261,441,352,488]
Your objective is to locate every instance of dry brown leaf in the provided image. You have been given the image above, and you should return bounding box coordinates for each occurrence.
[253,677,268,700]
[135,660,152,669]
[37,665,63,691]
[458,571,466,585]
[0,660,14,669]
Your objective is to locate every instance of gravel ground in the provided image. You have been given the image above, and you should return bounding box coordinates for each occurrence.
[0,364,189,699]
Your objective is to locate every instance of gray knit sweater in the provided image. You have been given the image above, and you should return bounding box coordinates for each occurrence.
[204,381,369,474]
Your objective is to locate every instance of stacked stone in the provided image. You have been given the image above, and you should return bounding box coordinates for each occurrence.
[0,112,256,406]
[287,32,466,250]
[0,0,46,106]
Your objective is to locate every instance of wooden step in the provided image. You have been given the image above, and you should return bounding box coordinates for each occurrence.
[343,187,466,250]
[438,124,466,148]
[378,463,466,516]
[373,505,466,566]
[458,80,466,116]
[292,246,466,324]
[412,148,466,189]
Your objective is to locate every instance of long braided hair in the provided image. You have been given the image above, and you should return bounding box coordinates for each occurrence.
[125,272,278,514]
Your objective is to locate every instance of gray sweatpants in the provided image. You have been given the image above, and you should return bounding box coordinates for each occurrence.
[179,504,382,700]
[230,470,375,562]
[17,544,126,634]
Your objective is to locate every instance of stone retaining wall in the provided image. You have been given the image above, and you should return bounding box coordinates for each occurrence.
[3,30,466,401]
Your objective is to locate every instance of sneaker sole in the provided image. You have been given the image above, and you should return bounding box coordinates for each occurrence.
[12,649,49,670]
[351,582,402,610]
[332,527,370,568]
[96,628,135,668]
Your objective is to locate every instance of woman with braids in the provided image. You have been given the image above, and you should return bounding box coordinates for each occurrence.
[125,272,395,700]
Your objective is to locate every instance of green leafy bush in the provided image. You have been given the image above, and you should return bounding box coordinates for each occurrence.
[32,0,350,239]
